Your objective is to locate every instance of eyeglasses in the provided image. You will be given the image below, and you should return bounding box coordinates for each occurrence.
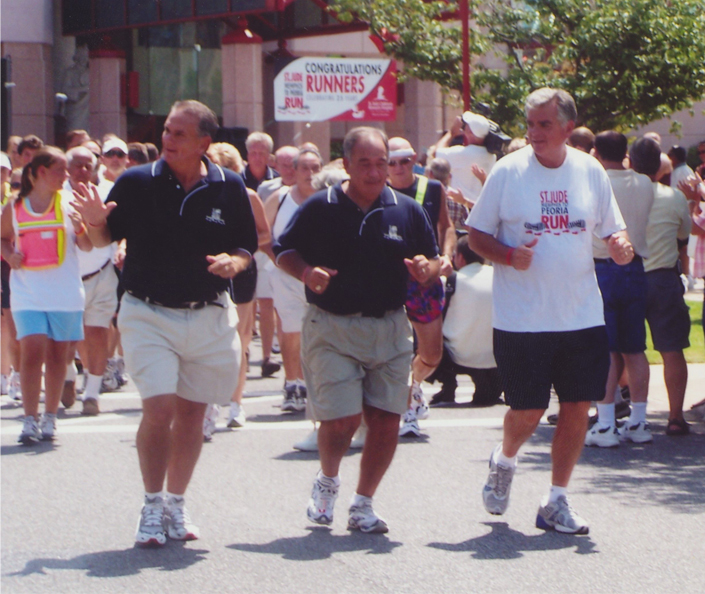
[104,150,126,158]
[388,157,412,167]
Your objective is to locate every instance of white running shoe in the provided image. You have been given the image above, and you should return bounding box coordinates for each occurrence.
[227,402,246,428]
[411,381,430,420]
[39,413,57,441]
[203,404,220,441]
[135,496,166,547]
[307,471,339,525]
[18,415,41,445]
[293,429,319,452]
[536,495,589,534]
[399,409,421,437]
[9,370,21,402]
[164,496,199,540]
[349,424,366,449]
[584,423,619,448]
[294,383,307,412]
[281,383,298,412]
[618,421,653,443]
[482,444,516,515]
[347,496,389,534]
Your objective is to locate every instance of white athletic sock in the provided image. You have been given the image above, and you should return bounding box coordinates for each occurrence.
[165,492,185,507]
[84,374,102,401]
[145,491,163,503]
[296,378,306,388]
[547,485,568,504]
[494,447,517,469]
[351,493,372,507]
[596,402,616,427]
[318,470,340,487]
[629,402,647,425]
[65,362,77,383]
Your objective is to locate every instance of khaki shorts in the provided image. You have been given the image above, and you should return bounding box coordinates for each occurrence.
[271,266,307,333]
[83,264,119,328]
[254,252,273,299]
[301,305,413,421]
[118,292,241,404]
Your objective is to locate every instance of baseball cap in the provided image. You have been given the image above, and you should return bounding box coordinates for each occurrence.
[0,152,11,171]
[102,138,128,155]
[461,112,491,139]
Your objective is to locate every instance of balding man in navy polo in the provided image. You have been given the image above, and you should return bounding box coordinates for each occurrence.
[274,127,440,533]
[73,100,257,547]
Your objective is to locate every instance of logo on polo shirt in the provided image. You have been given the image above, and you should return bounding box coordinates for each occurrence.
[384,225,402,242]
[206,208,225,225]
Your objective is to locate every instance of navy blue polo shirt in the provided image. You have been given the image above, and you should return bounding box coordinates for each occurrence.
[242,164,279,192]
[392,175,443,241]
[106,158,258,304]
[273,183,439,316]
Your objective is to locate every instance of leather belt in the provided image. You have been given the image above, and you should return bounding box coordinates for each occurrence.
[126,289,225,310]
[81,260,111,282]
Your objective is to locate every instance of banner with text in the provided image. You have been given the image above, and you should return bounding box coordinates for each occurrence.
[274,57,397,122]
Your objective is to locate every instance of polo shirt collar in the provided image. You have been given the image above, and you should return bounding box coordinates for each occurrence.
[151,157,225,183]
[329,182,398,207]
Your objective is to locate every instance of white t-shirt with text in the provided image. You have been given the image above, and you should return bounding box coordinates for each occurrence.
[467,146,625,332]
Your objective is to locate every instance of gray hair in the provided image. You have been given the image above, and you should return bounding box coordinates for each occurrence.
[171,100,219,139]
[245,131,274,153]
[66,145,97,168]
[293,148,323,168]
[343,127,389,161]
[312,163,349,191]
[524,88,577,125]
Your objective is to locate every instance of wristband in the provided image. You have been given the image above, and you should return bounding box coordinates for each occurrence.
[506,248,515,266]
[301,266,313,283]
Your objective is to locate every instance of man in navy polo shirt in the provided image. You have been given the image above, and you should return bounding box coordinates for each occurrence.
[72,100,257,547]
[273,127,440,533]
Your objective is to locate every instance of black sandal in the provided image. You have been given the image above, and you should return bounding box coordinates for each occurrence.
[666,418,690,436]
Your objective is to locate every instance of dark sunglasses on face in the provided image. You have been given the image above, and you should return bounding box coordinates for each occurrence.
[10,182,21,189]
[104,150,126,158]
[388,157,412,167]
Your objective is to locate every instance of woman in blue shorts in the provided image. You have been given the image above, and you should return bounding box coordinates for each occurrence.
[0,147,92,444]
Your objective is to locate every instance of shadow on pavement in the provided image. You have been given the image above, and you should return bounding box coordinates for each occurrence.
[227,526,402,560]
[524,423,705,512]
[427,521,597,559]
[1,441,59,456]
[7,543,208,578]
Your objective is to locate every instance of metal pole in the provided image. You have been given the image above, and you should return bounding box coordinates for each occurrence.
[460,0,470,111]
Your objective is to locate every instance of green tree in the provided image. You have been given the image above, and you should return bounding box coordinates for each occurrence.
[330,0,705,136]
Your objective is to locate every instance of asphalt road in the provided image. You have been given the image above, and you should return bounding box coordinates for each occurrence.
[2,333,704,594]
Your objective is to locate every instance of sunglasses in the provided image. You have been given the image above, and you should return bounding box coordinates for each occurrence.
[10,182,21,189]
[388,157,412,167]
[104,150,126,158]
[698,150,705,155]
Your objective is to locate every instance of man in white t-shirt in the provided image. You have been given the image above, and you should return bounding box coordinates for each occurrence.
[435,112,496,205]
[63,146,118,416]
[468,88,634,535]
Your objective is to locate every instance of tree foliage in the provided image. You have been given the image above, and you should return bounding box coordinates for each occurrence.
[330,0,705,136]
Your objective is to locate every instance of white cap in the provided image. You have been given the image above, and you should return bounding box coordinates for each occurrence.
[102,138,128,155]
[461,112,491,139]
[0,152,10,171]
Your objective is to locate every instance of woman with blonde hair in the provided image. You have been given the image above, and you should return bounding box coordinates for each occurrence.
[202,143,271,436]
